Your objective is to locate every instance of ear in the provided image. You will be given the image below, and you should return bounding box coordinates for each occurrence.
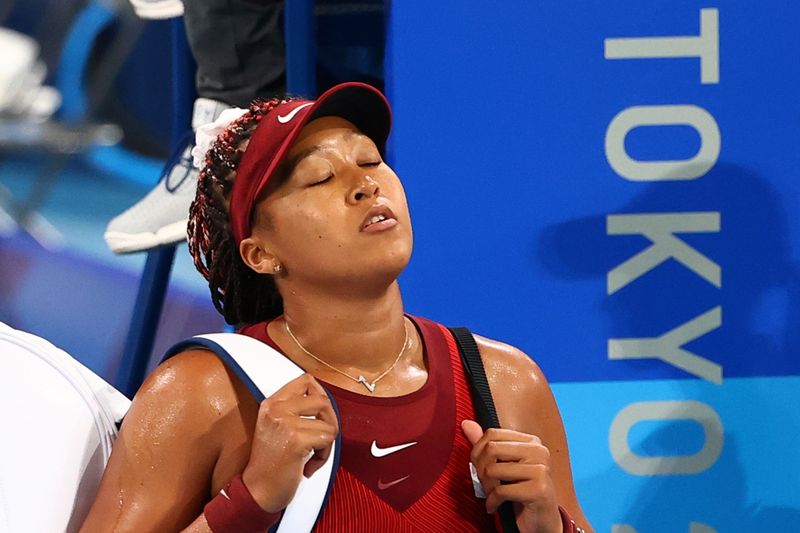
[239,236,281,275]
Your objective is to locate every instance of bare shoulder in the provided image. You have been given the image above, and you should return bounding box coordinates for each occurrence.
[472,334,557,437]
[473,334,547,386]
[140,348,245,404]
[473,334,594,532]
[81,348,254,531]
[129,348,243,429]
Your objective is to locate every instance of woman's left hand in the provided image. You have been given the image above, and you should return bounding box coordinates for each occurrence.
[462,420,563,533]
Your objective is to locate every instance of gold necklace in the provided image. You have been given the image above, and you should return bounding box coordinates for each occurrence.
[283,319,409,393]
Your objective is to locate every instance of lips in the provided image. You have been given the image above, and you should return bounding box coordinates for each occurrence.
[361,204,398,232]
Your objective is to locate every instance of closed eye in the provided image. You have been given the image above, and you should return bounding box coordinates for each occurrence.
[311,174,333,186]
[359,161,382,168]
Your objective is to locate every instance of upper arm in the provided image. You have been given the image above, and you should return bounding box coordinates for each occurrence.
[474,335,594,533]
[80,350,242,532]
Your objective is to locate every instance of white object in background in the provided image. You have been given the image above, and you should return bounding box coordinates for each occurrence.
[128,0,183,19]
[0,27,61,119]
[0,322,130,533]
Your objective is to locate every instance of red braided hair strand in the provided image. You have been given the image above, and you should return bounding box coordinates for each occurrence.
[187,97,299,325]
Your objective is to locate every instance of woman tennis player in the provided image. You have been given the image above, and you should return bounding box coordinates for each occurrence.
[81,82,593,533]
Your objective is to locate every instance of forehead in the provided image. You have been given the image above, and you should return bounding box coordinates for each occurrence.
[289,116,371,156]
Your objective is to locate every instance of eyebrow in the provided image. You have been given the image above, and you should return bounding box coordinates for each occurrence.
[283,130,371,176]
[283,144,325,175]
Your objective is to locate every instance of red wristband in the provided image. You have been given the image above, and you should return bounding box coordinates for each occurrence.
[559,506,586,533]
[204,474,282,533]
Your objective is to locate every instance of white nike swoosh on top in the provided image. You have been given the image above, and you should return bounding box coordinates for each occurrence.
[377,475,410,490]
[370,440,418,458]
[277,102,313,124]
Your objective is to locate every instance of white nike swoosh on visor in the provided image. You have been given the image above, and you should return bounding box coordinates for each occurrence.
[370,440,418,458]
[277,102,314,124]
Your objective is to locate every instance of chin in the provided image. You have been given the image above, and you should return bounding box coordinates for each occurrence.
[363,245,412,284]
[386,240,413,270]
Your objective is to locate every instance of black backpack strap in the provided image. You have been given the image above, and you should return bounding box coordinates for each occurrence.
[449,327,500,428]
[449,327,520,533]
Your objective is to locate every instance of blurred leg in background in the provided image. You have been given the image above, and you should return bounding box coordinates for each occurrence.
[104,0,285,255]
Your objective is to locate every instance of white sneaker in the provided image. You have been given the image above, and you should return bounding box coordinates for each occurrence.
[103,98,229,254]
[128,0,184,19]
[0,27,61,119]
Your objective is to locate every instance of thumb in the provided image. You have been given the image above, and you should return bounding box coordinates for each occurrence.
[461,419,484,446]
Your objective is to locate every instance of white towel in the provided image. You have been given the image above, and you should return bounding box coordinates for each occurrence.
[0,322,129,533]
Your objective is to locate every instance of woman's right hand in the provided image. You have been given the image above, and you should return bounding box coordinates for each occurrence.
[241,373,338,513]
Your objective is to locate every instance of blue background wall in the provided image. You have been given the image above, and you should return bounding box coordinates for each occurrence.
[387,2,800,530]
[3,2,799,531]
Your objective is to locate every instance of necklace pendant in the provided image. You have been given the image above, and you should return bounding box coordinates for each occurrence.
[357,375,376,393]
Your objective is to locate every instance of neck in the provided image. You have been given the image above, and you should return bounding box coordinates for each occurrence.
[275,281,409,373]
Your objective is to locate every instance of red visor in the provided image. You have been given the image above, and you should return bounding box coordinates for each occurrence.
[228,82,392,245]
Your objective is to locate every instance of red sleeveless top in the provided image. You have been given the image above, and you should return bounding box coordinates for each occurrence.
[239,316,497,532]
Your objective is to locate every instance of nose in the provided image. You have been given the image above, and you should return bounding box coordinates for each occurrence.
[347,174,380,204]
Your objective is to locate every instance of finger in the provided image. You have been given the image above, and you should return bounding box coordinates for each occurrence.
[486,481,538,514]
[303,452,328,478]
[483,440,550,464]
[287,395,338,439]
[300,373,330,397]
[467,443,501,497]
[477,473,501,500]
[313,394,339,432]
[471,439,548,502]
[481,428,542,445]
[280,393,335,418]
[299,428,336,478]
[467,428,491,468]
[303,438,334,478]
[293,417,338,438]
[269,373,325,399]
[484,462,547,484]
[471,434,548,480]
[461,419,484,445]
[468,427,539,466]
[486,484,512,515]
[273,378,338,431]
[486,472,555,513]
[293,425,336,455]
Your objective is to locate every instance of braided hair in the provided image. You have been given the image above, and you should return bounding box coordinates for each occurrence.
[187,96,301,325]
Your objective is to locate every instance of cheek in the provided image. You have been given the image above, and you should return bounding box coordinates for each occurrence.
[280,207,325,237]
[385,179,411,221]
[270,198,345,250]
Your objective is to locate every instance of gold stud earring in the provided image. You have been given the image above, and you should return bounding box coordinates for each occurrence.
[272,263,283,274]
